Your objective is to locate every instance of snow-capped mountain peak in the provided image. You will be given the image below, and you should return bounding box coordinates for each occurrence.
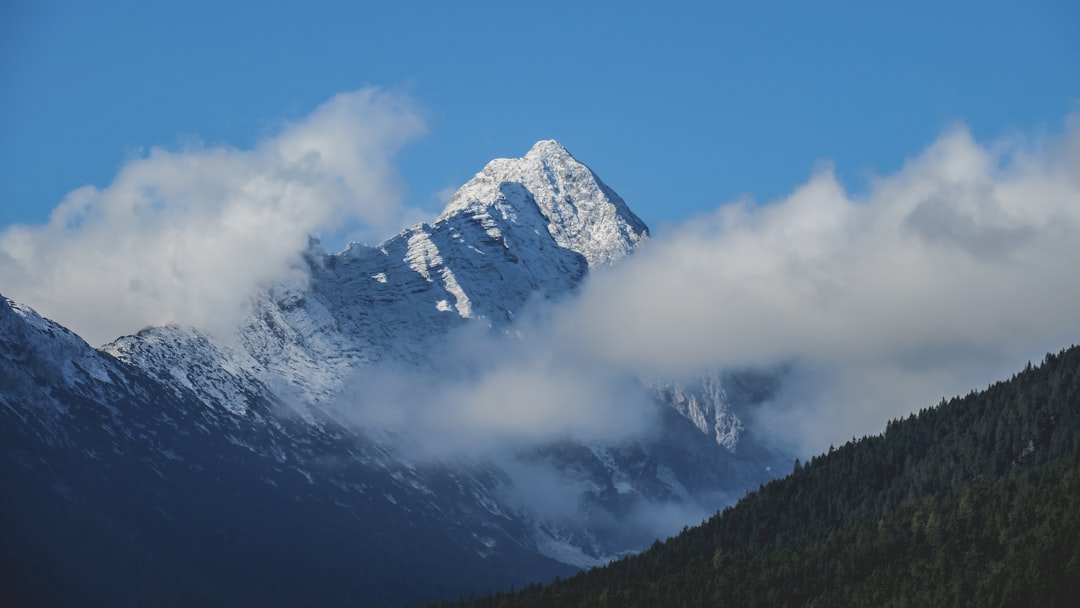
[0,142,791,606]
[438,139,649,267]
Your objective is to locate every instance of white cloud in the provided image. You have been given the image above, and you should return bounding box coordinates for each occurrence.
[7,87,1076,463]
[0,87,426,345]
[555,118,1080,454]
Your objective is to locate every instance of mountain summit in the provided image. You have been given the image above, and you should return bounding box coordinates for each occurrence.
[439,140,649,267]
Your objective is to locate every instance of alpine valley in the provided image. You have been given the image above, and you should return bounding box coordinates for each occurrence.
[0,141,791,607]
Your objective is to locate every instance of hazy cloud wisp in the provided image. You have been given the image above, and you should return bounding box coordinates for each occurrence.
[337,322,660,457]
[0,87,426,346]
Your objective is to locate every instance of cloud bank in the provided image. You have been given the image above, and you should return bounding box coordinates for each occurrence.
[556,118,1080,454]
[0,87,425,346]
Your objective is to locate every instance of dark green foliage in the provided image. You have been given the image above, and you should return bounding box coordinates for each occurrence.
[429,345,1080,607]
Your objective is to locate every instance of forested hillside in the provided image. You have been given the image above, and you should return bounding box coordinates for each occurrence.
[430,345,1080,607]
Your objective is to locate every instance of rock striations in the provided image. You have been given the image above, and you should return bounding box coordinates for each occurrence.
[439,139,649,267]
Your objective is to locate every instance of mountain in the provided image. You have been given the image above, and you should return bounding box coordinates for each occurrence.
[0,295,574,607]
[0,141,789,606]
[438,345,1080,608]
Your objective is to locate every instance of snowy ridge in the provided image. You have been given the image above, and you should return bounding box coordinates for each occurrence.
[110,141,646,412]
[1,297,118,439]
[104,325,271,416]
[4,298,115,390]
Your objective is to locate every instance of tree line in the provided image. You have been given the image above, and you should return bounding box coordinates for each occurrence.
[419,345,1080,607]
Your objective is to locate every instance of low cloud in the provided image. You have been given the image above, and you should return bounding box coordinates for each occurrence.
[331,323,672,563]
[0,87,425,346]
[555,118,1080,455]
[337,322,659,456]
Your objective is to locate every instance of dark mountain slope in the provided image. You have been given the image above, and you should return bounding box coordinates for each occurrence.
[435,344,1080,607]
[0,295,572,607]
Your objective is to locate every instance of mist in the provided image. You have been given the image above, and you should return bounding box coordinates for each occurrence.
[334,319,660,457]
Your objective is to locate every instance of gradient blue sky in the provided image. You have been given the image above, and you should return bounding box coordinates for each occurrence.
[2,0,1078,235]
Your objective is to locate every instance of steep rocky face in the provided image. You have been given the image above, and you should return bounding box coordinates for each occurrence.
[1,141,789,606]
[648,367,789,452]
[440,139,649,268]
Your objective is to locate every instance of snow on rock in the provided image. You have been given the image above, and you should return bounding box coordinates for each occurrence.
[439,139,649,267]
[405,230,442,282]
[649,373,744,452]
[103,325,269,416]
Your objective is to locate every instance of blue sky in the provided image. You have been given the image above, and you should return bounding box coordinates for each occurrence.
[3,0,1078,235]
